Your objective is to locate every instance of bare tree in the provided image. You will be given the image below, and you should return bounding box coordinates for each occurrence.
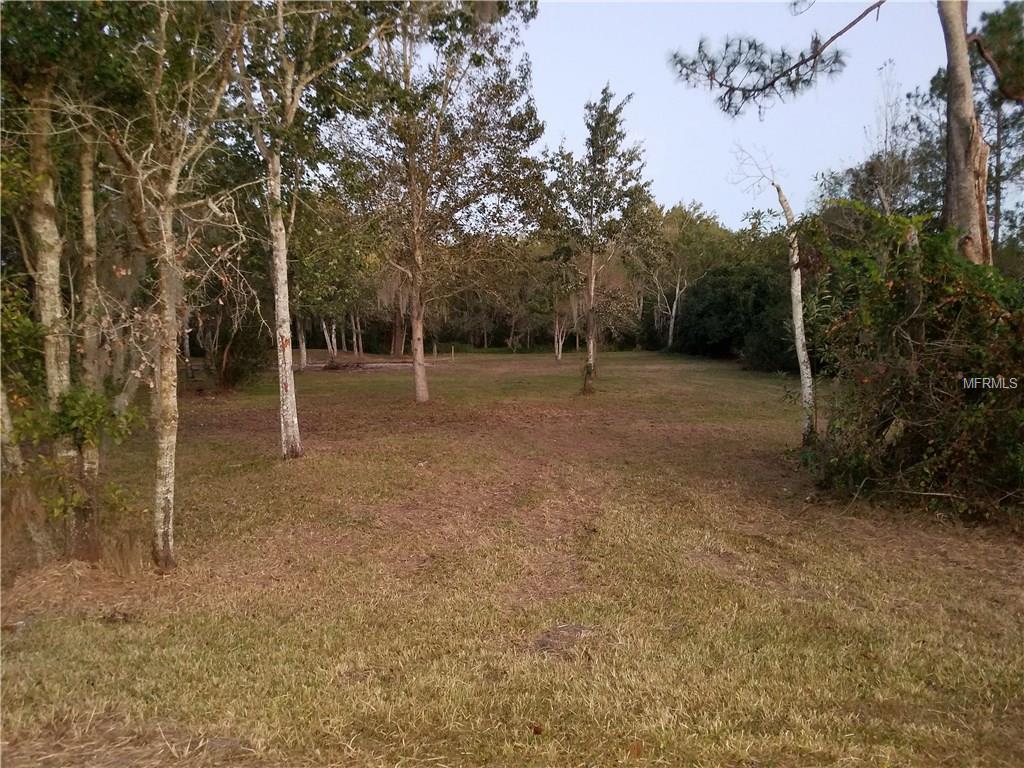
[737,148,816,446]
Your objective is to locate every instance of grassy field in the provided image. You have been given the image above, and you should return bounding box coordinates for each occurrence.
[2,352,1022,767]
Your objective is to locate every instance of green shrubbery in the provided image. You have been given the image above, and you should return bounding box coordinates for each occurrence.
[810,214,1024,517]
[671,261,798,373]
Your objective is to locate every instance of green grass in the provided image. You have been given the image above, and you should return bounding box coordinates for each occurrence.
[2,352,1022,767]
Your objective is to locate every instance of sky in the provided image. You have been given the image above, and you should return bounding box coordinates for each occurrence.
[522,0,1000,229]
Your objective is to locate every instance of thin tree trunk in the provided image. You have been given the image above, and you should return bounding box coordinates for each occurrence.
[411,268,429,403]
[322,318,337,365]
[153,209,180,570]
[181,320,194,380]
[554,313,564,361]
[772,181,816,446]
[582,255,598,394]
[992,104,1003,253]
[339,317,347,353]
[79,131,103,392]
[1,379,24,475]
[27,84,72,421]
[667,277,682,350]
[297,319,307,371]
[268,151,302,458]
[938,0,992,265]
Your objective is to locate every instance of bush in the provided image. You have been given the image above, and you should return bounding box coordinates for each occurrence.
[673,262,798,372]
[811,215,1024,518]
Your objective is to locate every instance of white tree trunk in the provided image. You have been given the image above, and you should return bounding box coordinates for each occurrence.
[27,86,72,418]
[268,151,302,458]
[554,313,565,361]
[773,182,816,446]
[79,132,103,392]
[411,275,429,403]
[322,318,337,364]
[938,0,992,265]
[666,277,683,350]
[583,254,598,394]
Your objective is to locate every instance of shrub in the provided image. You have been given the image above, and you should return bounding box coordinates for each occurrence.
[811,214,1024,518]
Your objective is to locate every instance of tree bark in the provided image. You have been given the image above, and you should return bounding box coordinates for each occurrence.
[411,269,429,403]
[322,318,337,365]
[27,84,72,418]
[666,275,683,350]
[297,319,307,371]
[938,0,992,265]
[773,182,816,446]
[582,254,598,394]
[268,151,302,458]
[79,131,103,392]
[554,313,566,360]
[992,104,1003,253]
[153,209,181,570]
[1,379,24,475]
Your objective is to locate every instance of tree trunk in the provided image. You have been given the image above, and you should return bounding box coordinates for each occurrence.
[27,84,72,420]
[992,104,1003,253]
[1,379,24,475]
[411,270,429,403]
[268,151,302,458]
[554,313,565,361]
[666,277,683,350]
[79,131,103,392]
[181,320,194,380]
[322,318,337,364]
[153,209,181,570]
[297,319,307,371]
[582,255,598,394]
[773,182,816,446]
[938,0,992,265]
[339,318,347,353]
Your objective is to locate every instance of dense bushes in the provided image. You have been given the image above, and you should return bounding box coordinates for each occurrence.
[671,262,798,372]
[811,216,1024,517]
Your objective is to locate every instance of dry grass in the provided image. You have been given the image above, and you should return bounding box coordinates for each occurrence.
[2,352,1022,767]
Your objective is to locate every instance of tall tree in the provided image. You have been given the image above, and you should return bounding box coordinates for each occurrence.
[358,2,542,402]
[102,2,247,568]
[547,85,648,393]
[235,0,392,457]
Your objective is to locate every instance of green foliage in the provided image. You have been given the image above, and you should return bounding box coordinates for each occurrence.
[811,213,1024,516]
[12,386,136,451]
[672,261,798,372]
[1,276,45,400]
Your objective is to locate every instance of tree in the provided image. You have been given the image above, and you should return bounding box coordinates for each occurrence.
[547,85,648,393]
[235,0,392,457]
[101,2,247,568]
[357,3,542,402]
[735,150,816,444]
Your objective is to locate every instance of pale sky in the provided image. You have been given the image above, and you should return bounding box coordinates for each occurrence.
[523,1,999,228]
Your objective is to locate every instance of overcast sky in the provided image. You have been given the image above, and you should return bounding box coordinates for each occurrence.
[523,1,999,229]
